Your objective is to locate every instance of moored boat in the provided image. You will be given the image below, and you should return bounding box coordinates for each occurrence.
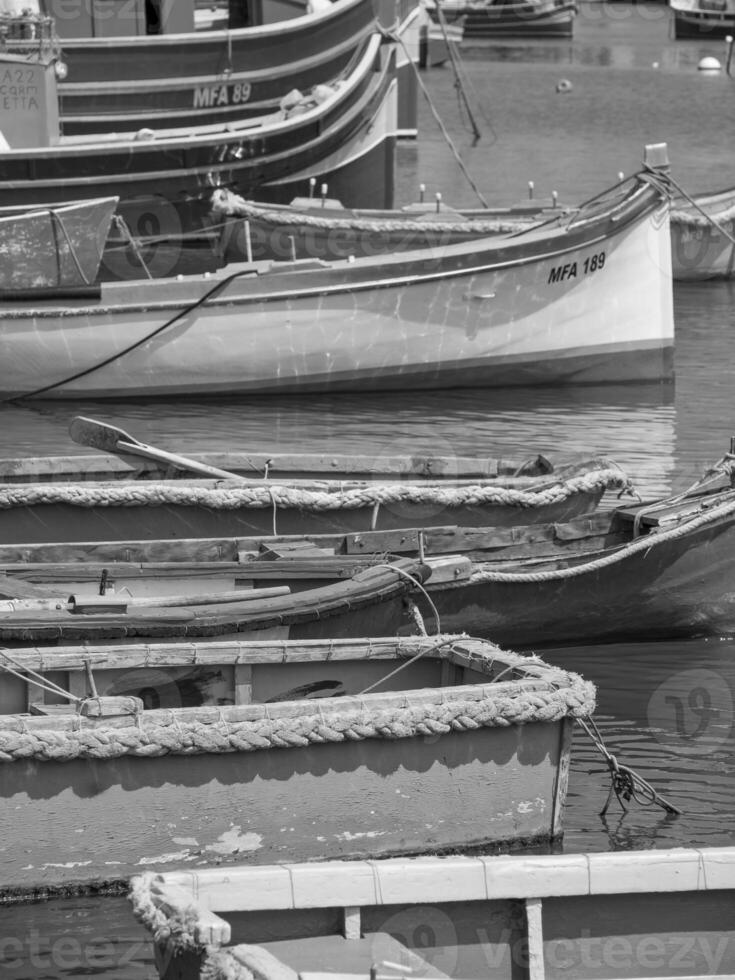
[670,186,735,280]
[0,557,428,645]
[425,0,578,39]
[0,197,117,289]
[0,635,595,895]
[132,846,735,980]
[669,0,735,39]
[0,147,674,397]
[0,420,631,540]
[11,448,734,647]
[0,31,399,240]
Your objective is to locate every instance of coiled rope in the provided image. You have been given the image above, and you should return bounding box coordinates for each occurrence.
[469,489,735,585]
[0,467,629,513]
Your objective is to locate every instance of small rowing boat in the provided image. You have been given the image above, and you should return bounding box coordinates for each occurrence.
[0,418,632,542]
[0,635,594,895]
[670,186,735,281]
[132,846,735,980]
[8,447,733,648]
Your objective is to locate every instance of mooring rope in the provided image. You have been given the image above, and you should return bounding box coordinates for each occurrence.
[668,173,735,247]
[577,716,681,816]
[469,489,735,584]
[0,649,80,704]
[378,24,489,207]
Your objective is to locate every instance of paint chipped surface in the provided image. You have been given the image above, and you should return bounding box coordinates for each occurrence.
[517,798,547,814]
[172,837,199,847]
[205,826,263,855]
[137,850,195,866]
[335,830,388,842]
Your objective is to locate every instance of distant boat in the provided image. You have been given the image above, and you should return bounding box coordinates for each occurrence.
[0,197,116,290]
[670,186,735,280]
[669,0,735,38]
[0,148,674,399]
[0,634,594,894]
[131,846,735,980]
[425,0,578,39]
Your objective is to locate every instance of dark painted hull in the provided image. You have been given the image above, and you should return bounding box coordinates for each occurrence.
[0,488,605,544]
[0,719,569,893]
[426,504,735,647]
[434,0,577,38]
[36,0,379,133]
[672,8,735,38]
[0,37,397,231]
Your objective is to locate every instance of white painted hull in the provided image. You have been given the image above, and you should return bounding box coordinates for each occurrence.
[0,182,673,398]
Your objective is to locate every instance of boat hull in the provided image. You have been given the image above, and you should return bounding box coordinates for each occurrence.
[0,181,674,398]
[0,717,571,894]
[671,190,735,280]
[672,6,735,38]
[426,509,735,647]
[435,0,577,38]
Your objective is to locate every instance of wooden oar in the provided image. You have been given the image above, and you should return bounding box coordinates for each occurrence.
[69,416,248,481]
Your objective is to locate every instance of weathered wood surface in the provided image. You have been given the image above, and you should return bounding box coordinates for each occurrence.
[0,450,564,484]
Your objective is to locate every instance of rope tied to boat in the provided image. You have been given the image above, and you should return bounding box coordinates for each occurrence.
[0,466,631,512]
[469,489,735,584]
[577,716,681,816]
[0,671,596,764]
[129,874,207,955]
[668,174,735,248]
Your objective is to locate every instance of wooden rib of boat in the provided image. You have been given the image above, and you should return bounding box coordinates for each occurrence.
[670,187,735,280]
[0,150,674,397]
[0,635,594,894]
[426,0,578,39]
[0,197,117,289]
[0,557,428,645]
[132,846,735,980]
[11,450,734,647]
[0,454,631,542]
[669,0,735,38]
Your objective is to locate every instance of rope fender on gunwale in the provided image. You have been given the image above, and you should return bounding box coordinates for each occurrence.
[0,677,595,764]
[469,490,735,584]
[0,468,630,511]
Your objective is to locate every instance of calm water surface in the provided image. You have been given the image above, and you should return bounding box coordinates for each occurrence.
[3,5,735,975]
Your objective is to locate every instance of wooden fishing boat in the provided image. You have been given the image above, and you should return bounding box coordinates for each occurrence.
[670,186,735,281]
[12,448,734,648]
[0,30,399,241]
[6,0,376,133]
[0,418,631,540]
[0,197,117,289]
[669,0,735,38]
[0,635,595,894]
[0,147,674,397]
[132,846,735,980]
[0,557,429,645]
[425,0,578,39]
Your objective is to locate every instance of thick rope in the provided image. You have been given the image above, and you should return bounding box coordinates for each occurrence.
[0,677,596,764]
[669,175,735,247]
[129,874,209,954]
[470,491,735,584]
[0,468,629,513]
[210,188,533,236]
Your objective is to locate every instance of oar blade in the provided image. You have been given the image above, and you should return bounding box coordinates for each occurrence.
[69,416,140,453]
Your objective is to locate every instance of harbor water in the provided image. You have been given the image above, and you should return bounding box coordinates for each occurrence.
[2,3,735,975]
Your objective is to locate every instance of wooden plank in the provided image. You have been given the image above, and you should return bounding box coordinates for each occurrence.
[424,555,473,584]
[525,897,545,980]
[344,528,422,555]
[550,717,574,839]
[230,945,299,980]
[235,663,253,705]
[343,906,360,940]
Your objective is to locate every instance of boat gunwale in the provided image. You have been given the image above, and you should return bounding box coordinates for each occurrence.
[0,180,666,319]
